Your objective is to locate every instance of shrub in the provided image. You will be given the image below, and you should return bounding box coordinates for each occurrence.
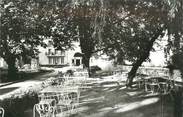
[0,90,38,117]
[0,77,56,117]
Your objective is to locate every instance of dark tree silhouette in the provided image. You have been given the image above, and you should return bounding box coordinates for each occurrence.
[0,0,51,80]
[165,0,183,116]
[101,0,168,87]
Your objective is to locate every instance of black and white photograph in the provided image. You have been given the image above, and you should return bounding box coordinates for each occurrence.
[0,0,183,117]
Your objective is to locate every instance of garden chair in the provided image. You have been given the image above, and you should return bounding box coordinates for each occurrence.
[145,78,160,93]
[33,99,56,117]
[144,79,152,92]
[134,76,144,88]
[56,92,79,116]
[0,107,4,117]
[158,77,177,94]
[38,92,61,104]
[158,78,170,94]
[38,93,53,101]
[159,82,169,94]
[62,76,82,87]
[56,94,72,113]
[42,80,53,88]
[55,86,80,116]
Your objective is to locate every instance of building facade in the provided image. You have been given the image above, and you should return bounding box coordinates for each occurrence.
[38,40,113,70]
[38,40,83,67]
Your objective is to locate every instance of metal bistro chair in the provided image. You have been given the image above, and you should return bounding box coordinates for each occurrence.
[135,76,145,88]
[56,93,73,116]
[56,87,80,116]
[33,99,56,117]
[63,77,81,87]
[38,93,57,101]
[0,107,4,117]
[42,79,54,88]
[158,77,170,94]
[145,78,160,93]
[144,78,152,92]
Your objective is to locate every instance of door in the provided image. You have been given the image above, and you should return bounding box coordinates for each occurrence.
[76,59,80,66]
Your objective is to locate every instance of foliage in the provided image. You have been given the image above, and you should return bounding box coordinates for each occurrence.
[42,0,106,75]
[164,0,183,78]
[0,87,39,117]
[0,0,52,80]
[0,0,48,59]
[0,76,56,117]
[93,0,170,87]
[0,0,73,80]
[172,50,183,76]
[101,0,168,64]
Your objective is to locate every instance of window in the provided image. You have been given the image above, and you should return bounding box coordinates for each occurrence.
[53,58,58,65]
[61,51,65,56]
[55,50,58,55]
[48,58,52,64]
[57,57,60,64]
[48,49,51,55]
[61,57,64,64]
[54,58,56,64]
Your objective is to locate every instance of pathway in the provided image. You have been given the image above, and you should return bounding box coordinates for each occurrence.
[0,70,58,97]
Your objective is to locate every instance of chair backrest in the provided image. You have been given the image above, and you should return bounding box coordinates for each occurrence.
[0,107,4,117]
[35,103,51,117]
[38,93,59,102]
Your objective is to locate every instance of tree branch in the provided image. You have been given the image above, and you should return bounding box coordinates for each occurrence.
[112,15,129,25]
[92,47,106,53]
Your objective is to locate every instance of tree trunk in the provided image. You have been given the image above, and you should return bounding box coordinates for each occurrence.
[77,16,94,77]
[6,58,18,81]
[126,58,144,87]
[83,55,91,77]
[126,28,164,87]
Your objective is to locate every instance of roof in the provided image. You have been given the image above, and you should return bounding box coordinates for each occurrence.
[74,52,83,57]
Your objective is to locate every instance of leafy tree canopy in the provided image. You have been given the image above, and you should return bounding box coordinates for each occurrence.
[0,0,55,80]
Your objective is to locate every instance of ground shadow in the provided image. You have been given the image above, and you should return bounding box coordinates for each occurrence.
[0,87,19,95]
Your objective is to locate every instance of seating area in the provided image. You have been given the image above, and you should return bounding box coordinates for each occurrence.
[33,73,88,117]
[135,76,183,95]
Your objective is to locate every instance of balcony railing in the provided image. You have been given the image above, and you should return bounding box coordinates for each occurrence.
[45,52,65,56]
